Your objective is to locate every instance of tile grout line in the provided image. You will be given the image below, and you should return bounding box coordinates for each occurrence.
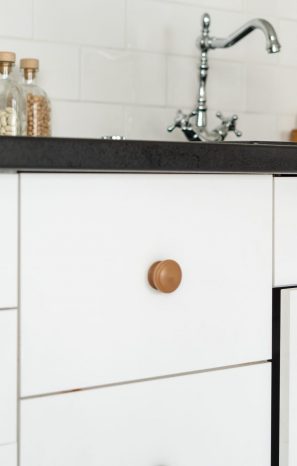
[78,47,82,102]
[49,97,297,121]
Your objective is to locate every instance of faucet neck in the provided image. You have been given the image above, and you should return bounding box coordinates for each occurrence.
[195,13,212,130]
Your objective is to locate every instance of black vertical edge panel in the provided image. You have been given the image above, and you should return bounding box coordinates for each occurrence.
[271,286,297,466]
[272,287,281,466]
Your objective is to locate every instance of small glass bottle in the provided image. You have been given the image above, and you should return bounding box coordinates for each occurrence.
[20,58,51,137]
[0,51,24,136]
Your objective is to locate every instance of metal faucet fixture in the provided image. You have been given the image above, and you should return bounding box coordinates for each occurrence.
[168,13,281,142]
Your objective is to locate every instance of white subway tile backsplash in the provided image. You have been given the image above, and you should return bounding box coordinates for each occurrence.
[0,38,79,100]
[236,112,278,141]
[277,0,297,20]
[81,49,166,106]
[127,0,204,55]
[277,115,297,141]
[279,20,297,67]
[196,0,243,11]
[277,114,297,142]
[275,67,297,114]
[246,65,278,114]
[0,0,293,141]
[124,105,186,141]
[33,0,125,48]
[152,0,243,11]
[167,56,197,108]
[52,101,124,138]
[207,60,246,112]
[0,0,32,38]
[244,0,278,17]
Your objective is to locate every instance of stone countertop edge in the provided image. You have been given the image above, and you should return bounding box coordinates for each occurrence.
[0,136,297,174]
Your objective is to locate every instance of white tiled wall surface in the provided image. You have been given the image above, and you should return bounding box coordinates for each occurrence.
[2,0,297,140]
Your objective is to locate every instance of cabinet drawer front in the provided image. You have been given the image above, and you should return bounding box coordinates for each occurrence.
[0,311,17,445]
[0,175,17,309]
[0,444,17,466]
[275,177,297,286]
[21,364,271,466]
[21,174,272,396]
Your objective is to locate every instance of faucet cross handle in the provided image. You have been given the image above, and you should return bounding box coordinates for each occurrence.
[216,111,242,138]
[167,110,189,132]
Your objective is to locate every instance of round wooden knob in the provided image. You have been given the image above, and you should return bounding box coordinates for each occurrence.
[148,260,182,293]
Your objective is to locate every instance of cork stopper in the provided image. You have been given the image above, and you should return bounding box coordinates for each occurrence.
[20,58,39,70]
[0,51,16,63]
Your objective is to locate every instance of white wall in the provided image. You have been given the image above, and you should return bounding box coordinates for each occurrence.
[2,0,297,141]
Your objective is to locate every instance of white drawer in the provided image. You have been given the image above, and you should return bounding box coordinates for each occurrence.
[0,310,17,446]
[0,175,17,309]
[274,177,297,286]
[20,174,272,396]
[0,444,17,466]
[21,363,271,466]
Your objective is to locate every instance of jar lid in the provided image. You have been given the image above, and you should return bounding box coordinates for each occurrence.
[0,51,16,63]
[20,58,39,70]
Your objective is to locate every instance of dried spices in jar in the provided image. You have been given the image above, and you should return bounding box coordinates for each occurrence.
[20,58,51,137]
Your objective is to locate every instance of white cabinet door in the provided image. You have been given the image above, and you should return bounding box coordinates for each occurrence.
[0,444,17,466]
[20,174,272,396]
[280,288,297,466]
[0,175,17,309]
[274,177,297,286]
[21,363,271,466]
[0,310,17,446]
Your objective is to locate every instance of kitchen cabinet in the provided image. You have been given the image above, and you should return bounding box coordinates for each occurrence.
[0,163,292,466]
[0,310,17,446]
[274,178,297,286]
[0,174,17,309]
[20,173,272,396]
[21,363,271,466]
[0,444,17,466]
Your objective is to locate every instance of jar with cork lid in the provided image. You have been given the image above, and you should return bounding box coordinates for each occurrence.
[20,58,51,137]
[0,51,24,136]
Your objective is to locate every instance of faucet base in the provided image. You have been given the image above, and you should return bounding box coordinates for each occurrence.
[167,110,241,142]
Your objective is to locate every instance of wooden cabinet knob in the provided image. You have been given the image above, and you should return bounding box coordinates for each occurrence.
[148,260,182,293]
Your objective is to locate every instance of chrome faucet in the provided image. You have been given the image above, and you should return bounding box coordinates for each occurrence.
[168,13,281,142]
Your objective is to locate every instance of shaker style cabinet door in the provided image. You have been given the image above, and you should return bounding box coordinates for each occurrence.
[280,288,297,466]
[20,174,272,396]
[0,310,17,446]
[0,174,17,309]
[21,363,271,466]
[274,177,297,286]
[0,444,17,466]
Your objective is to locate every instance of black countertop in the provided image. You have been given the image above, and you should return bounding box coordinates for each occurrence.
[1,137,297,174]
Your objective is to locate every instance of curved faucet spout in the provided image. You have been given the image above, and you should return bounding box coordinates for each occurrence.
[210,18,281,54]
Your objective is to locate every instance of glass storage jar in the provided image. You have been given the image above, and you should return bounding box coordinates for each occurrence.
[20,58,51,137]
[0,51,24,136]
